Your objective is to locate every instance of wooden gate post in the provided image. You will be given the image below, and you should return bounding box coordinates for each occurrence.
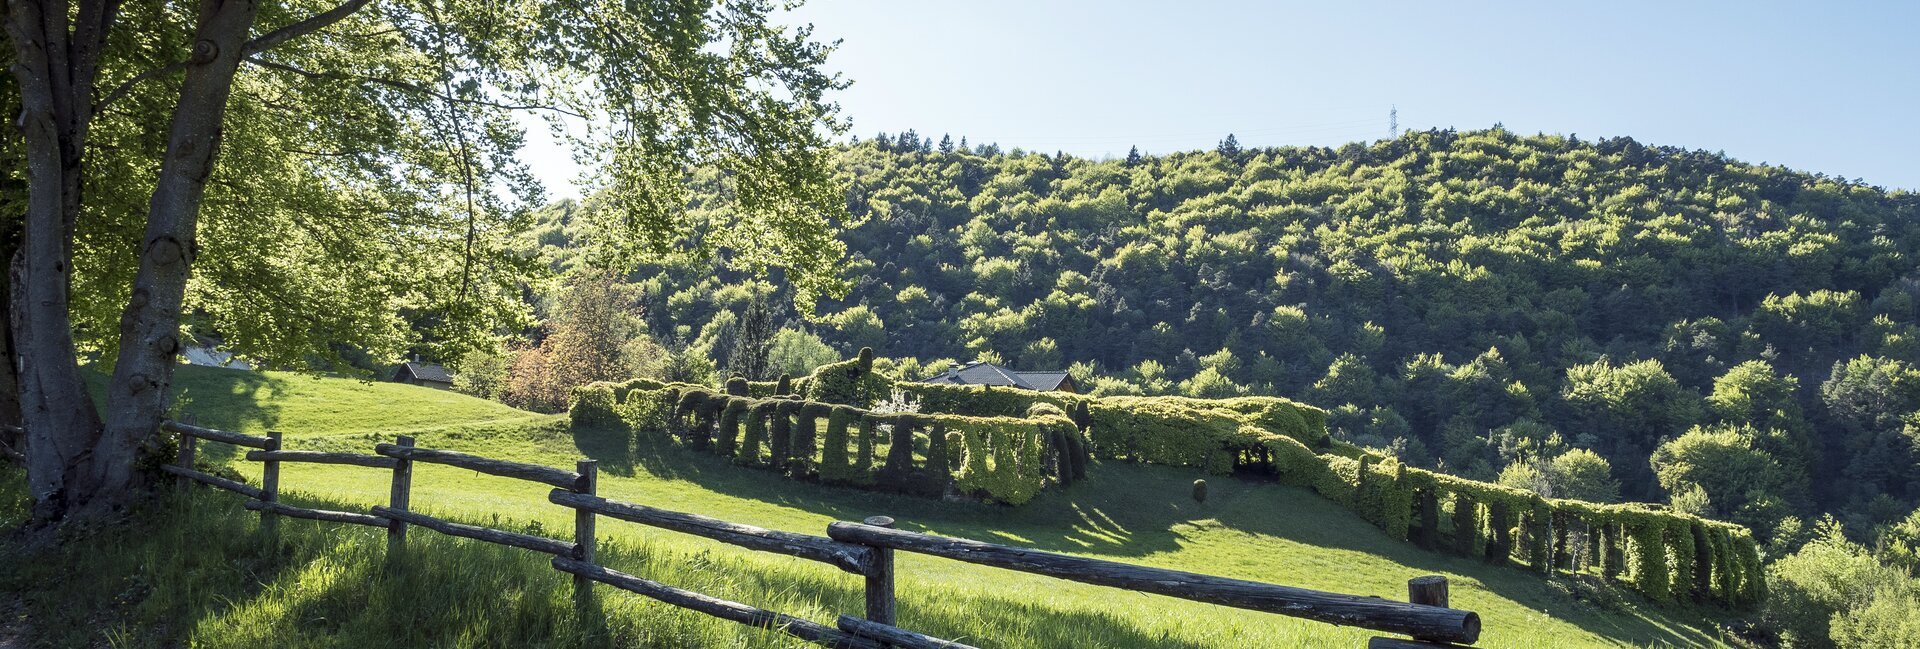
[862,515,897,626]
[573,459,599,612]
[174,427,196,494]
[260,430,283,536]
[387,435,415,557]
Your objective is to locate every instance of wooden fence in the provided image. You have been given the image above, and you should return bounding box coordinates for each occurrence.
[162,420,1486,648]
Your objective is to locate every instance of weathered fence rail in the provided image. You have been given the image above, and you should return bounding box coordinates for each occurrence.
[373,443,584,490]
[829,521,1479,644]
[549,489,875,575]
[165,419,1485,648]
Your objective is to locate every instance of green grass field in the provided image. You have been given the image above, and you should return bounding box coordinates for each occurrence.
[2,365,1743,648]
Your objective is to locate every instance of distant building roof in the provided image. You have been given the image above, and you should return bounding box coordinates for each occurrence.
[180,345,251,370]
[397,361,454,384]
[1010,370,1074,392]
[919,361,1078,393]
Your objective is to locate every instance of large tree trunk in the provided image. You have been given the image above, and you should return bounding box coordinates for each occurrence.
[98,0,258,503]
[0,236,25,463]
[5,0,115,523]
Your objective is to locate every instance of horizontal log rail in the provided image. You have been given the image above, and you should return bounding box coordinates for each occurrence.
[161,464,265,499]
[158,419,1486,648]
[548,490,875,576]
[552,557,881,649]
[827,521,1481,645]
[163,420,272,448]
[1367,638,1457,649]
[374,444,583,490]
[245,449,399,469]
[371,506,577,557]
[245,500,392,528]
[835,615,982,649]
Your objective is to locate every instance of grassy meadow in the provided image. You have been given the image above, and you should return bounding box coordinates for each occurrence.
[0,365,1744,648]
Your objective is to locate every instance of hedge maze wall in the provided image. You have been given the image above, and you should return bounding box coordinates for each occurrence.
[568,352,1086,505]
[568,350,1764,608]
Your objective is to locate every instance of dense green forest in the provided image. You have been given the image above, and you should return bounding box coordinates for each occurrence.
[481,127,1920,551]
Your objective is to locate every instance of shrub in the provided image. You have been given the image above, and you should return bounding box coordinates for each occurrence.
[819,405,858,484]
[787,403,829,477]
[768,400,798,470]
[948,414,1051,505]
[1453,492,1480,556]
[568,383,619,429]
[923,421,951,489]
[881,414,917,473]
[616,387,677,435]
[737,401,773,466]
[1087,397,1245,473]
[804,356,890,408]
[1629,516,1673,602]
[854,416,876,481]
[715,398,748,456]
[1063,427,1089,480]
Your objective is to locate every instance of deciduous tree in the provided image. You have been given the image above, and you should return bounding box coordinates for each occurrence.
[4,0,849,524]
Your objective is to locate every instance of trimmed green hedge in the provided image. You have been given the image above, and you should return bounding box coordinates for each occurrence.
[572,359,1763,609]
[803,348,890,408]
[944,412,1067,505]
[593,380,1090,504]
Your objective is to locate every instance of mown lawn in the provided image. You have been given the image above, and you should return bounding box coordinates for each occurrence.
[2,365,1744,648]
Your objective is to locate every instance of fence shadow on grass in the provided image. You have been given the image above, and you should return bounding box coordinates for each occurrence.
[574,425,1729,649]
[5,473,1219,649]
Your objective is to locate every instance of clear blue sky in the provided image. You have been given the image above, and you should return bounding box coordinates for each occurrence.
[522,1,1920,199]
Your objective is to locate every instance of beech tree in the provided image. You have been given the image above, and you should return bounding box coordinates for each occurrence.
[3,0,849,524]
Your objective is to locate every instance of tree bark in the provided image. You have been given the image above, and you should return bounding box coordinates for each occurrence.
[98,0,258,511]
[5,0,116,523]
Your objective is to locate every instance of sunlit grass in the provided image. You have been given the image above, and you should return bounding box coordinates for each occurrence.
[3,366,1743,647]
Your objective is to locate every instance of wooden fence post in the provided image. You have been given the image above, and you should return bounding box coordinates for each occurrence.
[387,435,415,557]
[862,515,897,627]
[260,430,283,535]
[1407,576,1448,608]
[1398,575,1451,646]
[174,427,196,494]
[574,459,598,612]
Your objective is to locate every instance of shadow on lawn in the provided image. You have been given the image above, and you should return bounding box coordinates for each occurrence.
[78,365,289,465]
[570,425,1730,649]
[0,466,1217,649]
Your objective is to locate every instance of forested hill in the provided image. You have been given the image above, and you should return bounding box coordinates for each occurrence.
[524,127,1920,544]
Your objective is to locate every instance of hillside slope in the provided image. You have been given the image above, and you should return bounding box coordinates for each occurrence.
[523,129,1920,537]
[11,366,1743,648]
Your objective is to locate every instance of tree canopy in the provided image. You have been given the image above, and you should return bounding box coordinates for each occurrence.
[2,0,849,523]
[522,127,1920,539]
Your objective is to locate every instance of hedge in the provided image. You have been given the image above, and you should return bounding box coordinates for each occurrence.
[946,412,1063,505]
[803,348,889,408]
[573,358,1764,609]
[598,382,1090,504]
[738,401,772,466]
[819,405,859,484]
[716,398,747,456]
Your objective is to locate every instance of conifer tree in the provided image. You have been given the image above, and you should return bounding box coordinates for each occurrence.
[728,296,777,380]
[1217,133,1242,158]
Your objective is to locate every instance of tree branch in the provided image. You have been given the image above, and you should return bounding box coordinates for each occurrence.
[96,0,370,112]
[95,60,186,112]
[240,0,372,57]
[244,56,588,118]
